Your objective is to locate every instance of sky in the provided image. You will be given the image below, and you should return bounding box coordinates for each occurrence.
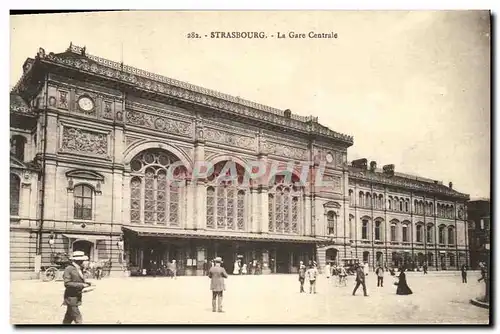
[9,11,491,199]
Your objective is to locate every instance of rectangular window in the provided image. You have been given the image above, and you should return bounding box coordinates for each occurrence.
[416,226,422,242]
[362,220,368,239]
[402,226,408,242]
[391,225,396,241]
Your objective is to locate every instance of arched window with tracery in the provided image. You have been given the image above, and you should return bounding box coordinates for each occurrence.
[129,149,185,226]
[268,174,302,234]
[205,161,247,230]
[10,173,20,216]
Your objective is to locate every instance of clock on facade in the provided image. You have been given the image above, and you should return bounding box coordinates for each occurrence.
[326,153,334,163]
[78,96,94,111]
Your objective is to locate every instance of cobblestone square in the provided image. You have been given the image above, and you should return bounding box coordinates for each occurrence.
[10,272,489,324]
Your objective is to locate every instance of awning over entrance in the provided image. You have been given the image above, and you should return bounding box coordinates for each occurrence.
[122,226,322,244]
[62,233,109,243]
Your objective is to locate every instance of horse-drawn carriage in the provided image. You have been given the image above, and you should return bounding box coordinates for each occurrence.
[41,252,69,282]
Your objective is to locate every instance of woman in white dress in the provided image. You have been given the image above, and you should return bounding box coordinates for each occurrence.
[233,261,240,275]
[325,262,331,279]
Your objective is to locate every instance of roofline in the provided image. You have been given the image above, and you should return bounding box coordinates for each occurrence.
[19,43,354,146]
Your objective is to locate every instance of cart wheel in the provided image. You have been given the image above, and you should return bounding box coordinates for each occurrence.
[43,267,58,282]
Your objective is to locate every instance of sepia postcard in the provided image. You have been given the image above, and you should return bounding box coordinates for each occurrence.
[9,10,491,325]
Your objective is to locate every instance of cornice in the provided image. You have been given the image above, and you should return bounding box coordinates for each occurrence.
[28,44,353,146]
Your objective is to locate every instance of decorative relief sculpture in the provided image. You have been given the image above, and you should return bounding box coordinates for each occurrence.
[61,126,108,156]
[323,175,342,191]
[49,96,57,107]
[126,110,192,137]
[58,91,68,109]
[43,50,354,145]
[263,141,306,160]
[103,101,113,119]
[125,136,142,147]
[204,128,256,149]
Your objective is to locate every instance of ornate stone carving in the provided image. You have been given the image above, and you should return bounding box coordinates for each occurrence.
[263,141,306,160]
[103,101,113,119]
[204,128,256,149]
[49,96,57,107]
[43,48,354,144]
[58,91,68,109]
[126,110,192,137]
[323,175,342,191]
[125,135,142,147]
[61,126,108,156]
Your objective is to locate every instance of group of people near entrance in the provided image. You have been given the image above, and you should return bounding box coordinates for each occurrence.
[299,261,413,297]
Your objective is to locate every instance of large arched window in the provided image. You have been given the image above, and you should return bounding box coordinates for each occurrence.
[378,194,384,210]
[327,211,337,235]
[348,189,354,206]
[10,173,20,216]
[438,225,446,244]
[388,196,393,210]
[268,174,301,234]
[130,149,185,226]
[366,193,371,208]
[74,184,93,220]
[447,226,455,245]
[206,161,247,231]
[359,191,364,207]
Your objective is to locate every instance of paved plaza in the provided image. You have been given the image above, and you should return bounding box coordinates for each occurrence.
[11,272,489,325]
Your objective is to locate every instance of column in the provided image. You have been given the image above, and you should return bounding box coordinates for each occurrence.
[184,180,195,229]
[250,186,259,232]
[259,185,269,233]
[193,141,206,229]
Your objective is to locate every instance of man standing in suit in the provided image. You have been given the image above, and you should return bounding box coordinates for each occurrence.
[208,257,228,312]
[62,251,92,324]
[352,263,368,296]
[375,264,385,287]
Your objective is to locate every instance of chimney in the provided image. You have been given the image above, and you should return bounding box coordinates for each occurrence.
[449,182,453,189]
[284,109,291,118]
[369,161,377,172]
[352,158,368,170]
[383,164,395,176]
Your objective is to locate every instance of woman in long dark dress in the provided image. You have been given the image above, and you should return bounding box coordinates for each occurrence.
[396,268,413,295]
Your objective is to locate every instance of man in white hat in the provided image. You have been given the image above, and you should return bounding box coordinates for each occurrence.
[208,257,228,312]
[62,251,91,324]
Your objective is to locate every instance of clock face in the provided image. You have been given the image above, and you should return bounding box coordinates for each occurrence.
[326,153,334,163]
[78,96,94,111]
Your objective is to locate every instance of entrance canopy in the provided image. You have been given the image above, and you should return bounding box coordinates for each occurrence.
[122,226,322,244]
[62,233,108,243]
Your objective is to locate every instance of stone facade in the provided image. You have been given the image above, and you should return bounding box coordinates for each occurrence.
[10,44,469,279]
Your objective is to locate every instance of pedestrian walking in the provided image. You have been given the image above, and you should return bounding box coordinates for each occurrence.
[62,251,92,324]
[478,262,487,282]
[395,268,413,295]
[168,260,177,279]
[324,262,331,279]
[241,263,247,275]
[461,264,467,283]
[306,264,319,294]
[364,262,369,276]
[352,264,368,297]
[208,257,228,313]
[298,261,306,293]
[203,259,208,276]
[375,264,385,287]
[423,263,428,275]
